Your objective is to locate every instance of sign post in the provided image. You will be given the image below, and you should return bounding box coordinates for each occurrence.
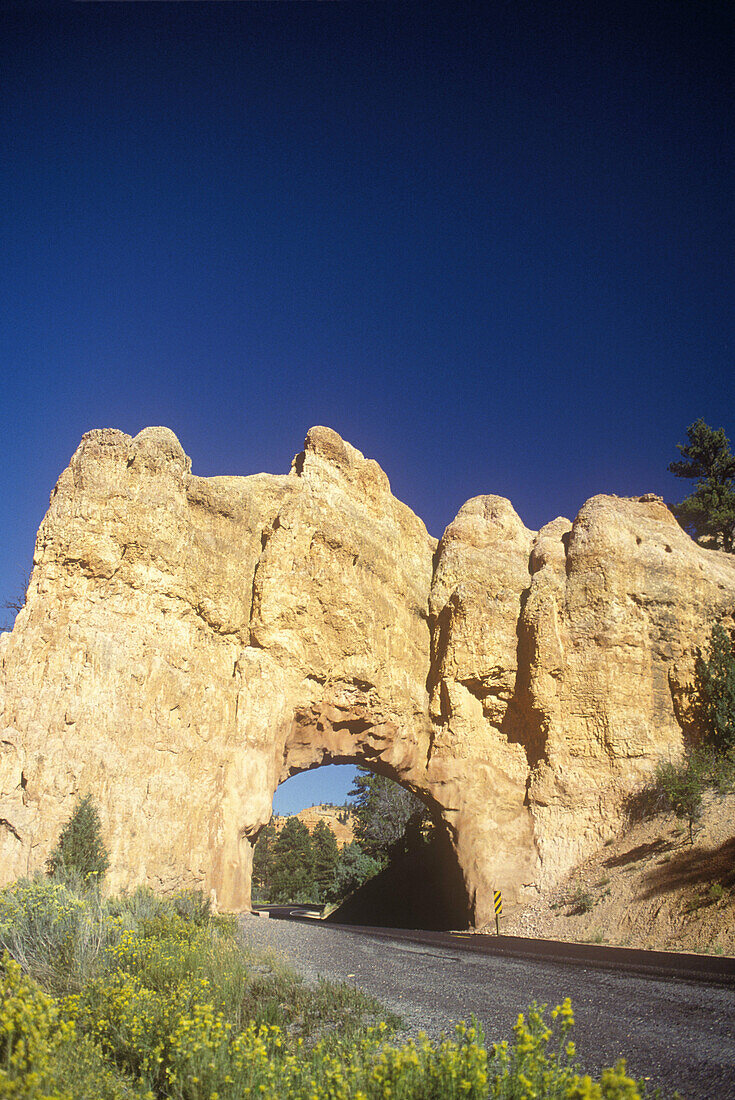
[493,890,502,936]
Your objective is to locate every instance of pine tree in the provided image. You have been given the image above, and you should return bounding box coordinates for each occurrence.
[270,818,316,903]
[695,623,735,753]
[311,819,339,900]
[348,768,428,862]
[669,419,735,552]
[46,793,110,884]
[252,820,277,900]
[327,842,382,903]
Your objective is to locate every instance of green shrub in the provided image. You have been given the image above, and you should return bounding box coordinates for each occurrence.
[46,793,110,885]
[654,751,709,844]
[705,746,735,795]
[708,883,724,903]
[491,1000,575,1097]
[327,841,382,903]
[106,885,166,927]
[627,622,735,835]
[0,877,116,994]
[46,1030,146,1100]
[568,885,594,915]
[695,623,735,753]
[105,884,208,927]
[171,888,212,926]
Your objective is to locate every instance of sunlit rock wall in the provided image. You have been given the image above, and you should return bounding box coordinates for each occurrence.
[1,425,733,926]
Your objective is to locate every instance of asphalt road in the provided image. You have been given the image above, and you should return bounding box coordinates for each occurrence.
[240,915,735,1100]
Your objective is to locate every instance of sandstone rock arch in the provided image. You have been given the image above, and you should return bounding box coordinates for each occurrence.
[271,754,472,929]
[1,424,734,927]
[274,700,475,926]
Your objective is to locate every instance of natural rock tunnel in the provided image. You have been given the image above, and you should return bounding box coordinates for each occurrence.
[1,425,734,927]
[272,759,471,931]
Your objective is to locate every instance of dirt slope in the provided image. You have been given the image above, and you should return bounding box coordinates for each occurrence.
[501,791,735,955]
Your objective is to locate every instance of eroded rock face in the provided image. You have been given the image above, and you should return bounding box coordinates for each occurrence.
[1,427,734,926]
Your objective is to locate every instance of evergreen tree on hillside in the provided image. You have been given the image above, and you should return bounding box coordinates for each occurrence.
[348,769,429,863]
[695,623,735,753]
[252,820,277,900]
[650,622,735,847]
[270,818,316,903]
[327,842,382,903]
[311,819,339,899]
[46,793,110,884]
[669,419,735,552]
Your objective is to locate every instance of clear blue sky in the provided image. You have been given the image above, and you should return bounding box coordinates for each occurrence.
[2,3,733,814]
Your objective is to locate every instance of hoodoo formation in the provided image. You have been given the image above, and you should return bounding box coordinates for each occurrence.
[1,426,734,927]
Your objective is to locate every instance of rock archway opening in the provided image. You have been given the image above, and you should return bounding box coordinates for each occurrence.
[256,760,471,931]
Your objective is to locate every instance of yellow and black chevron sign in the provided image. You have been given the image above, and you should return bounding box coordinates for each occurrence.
[493,890,502,916]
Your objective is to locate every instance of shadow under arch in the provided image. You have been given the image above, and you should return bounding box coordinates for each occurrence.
[265,755,472,931]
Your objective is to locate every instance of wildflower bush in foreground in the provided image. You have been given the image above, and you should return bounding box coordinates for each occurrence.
[0,878,658,1099]
[0,877,116,995]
